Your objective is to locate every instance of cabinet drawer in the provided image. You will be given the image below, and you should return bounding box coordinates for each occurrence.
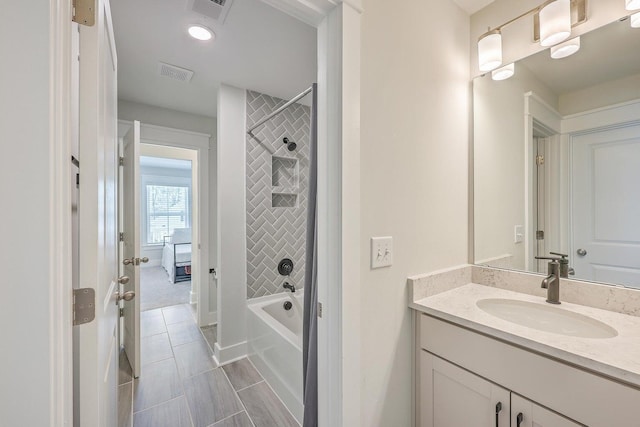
[419,314,640,426]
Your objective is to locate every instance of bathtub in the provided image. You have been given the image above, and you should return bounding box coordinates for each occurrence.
[247,292,304,424]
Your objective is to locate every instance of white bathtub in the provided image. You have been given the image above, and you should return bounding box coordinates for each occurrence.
[247,292,304,424]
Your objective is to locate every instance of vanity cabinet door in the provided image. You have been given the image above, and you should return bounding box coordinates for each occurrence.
[511,394,583,427]
[419,351,510,427]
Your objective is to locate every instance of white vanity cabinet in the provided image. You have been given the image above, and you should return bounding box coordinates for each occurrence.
[419,351,580,427]
[416,313,640,426]
[419,351,510,427]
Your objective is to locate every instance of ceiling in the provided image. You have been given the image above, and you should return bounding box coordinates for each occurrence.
[453,0,496,14]
[520,18,640,95]
[110,0,317,118]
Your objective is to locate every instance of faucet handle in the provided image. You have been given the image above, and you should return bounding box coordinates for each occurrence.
[550,252,569,262]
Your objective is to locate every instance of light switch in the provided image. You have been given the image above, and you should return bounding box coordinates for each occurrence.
[371,236,393,269]
[514,225,524,243]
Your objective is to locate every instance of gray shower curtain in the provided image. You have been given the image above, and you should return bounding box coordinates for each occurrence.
[303,83,318,427]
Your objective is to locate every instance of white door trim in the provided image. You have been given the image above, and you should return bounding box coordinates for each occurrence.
[119,119,213,326]
[259,1,362,426]
[51,0,361,425]
[50,0,74,425]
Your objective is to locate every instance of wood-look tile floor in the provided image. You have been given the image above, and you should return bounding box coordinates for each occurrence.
[119,303,300,427]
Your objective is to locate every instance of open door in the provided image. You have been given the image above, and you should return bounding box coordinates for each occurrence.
[76,0,119,424]
[122,120,142,377]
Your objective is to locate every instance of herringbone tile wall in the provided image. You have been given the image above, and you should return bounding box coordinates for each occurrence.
[246,90,311,298]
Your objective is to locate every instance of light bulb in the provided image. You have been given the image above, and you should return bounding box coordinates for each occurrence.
[188,25,214,41]
[478,30,502,72]
[539,0,571,47]
[550,36,580,58]
[626,0,640,11]
[631,12,640,27]
[492,63,515,80]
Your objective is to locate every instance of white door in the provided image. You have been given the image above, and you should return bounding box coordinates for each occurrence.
[571,123,640,288]
[122,120,142,377]
[77,0,119,424]
[419,351,510,427]
[511,394,581,427]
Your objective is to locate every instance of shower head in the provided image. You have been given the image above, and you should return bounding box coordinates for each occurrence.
[283,137,297,152]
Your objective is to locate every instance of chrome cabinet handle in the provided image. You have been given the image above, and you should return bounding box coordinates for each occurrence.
[516,412,524,427]
[495,402,502,427]
[577,248,587,257]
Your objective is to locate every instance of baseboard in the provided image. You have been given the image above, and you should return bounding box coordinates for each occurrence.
[213,340,247,366]
[190,290,198,305]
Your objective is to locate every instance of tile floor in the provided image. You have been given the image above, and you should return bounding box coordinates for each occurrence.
[119,303,299,427]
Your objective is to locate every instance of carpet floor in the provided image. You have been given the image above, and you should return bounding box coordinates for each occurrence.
[140,266,191,311]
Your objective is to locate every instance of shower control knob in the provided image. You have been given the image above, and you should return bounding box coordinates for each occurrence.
[577,248,587,257]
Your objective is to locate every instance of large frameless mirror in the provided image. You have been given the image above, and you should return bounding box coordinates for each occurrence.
[473,16,640,288]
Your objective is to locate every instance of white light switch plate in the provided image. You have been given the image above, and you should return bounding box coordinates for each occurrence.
[514,225,524,243]
[371,236,393,269]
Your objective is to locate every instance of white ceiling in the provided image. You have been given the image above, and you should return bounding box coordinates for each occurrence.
[453,0,496,14]
[110,0,317,118]
[520,18,640,95]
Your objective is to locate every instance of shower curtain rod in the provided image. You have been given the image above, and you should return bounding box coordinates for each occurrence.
[246,86,313,136]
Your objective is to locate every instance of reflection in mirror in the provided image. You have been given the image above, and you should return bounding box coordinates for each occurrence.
[473,17,640,289]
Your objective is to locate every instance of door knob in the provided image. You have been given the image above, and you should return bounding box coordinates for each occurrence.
[123,258,134,265]
[115,291,135,303]
[577,248,587,256]
[118,275,129,285]
[140,257,149,263]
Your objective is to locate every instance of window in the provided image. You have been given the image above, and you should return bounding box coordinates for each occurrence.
[145,184,191,244]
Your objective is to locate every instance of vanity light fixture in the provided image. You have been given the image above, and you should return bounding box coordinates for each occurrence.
[550,36,580,58]
[491,63,515,80]
[477,0,587,71]
[539,0,572,46]
[631,12,640,27]
[188,24,214,41]
[478,30,503,71]
[626,0,640,10]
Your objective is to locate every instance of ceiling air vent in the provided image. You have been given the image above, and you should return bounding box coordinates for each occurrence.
[158,62,194,83]
[188,0,234,23]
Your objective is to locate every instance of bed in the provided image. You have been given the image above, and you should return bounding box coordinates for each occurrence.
[162,228,192,283]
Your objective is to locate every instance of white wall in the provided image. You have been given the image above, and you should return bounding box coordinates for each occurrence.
[360,0,469,425]
[473,64,558,270]
[0,1,54,424]
[215,84,248,363]
[119,99,216,135]
[559,72,640,116]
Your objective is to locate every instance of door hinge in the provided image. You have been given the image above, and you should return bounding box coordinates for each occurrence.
[536,154,545,166]
[317,302,323,318]
[119,156,124,166]
[536,230,545,240]
[73,288,96,326]
[119,308,124,318]
[72,0,95,26]
[119,232,124,242]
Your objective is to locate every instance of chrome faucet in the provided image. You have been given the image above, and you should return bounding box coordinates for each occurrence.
[535,252,569,304]
[283,281,296,293]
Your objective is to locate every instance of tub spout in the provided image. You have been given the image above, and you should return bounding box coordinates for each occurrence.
[283,282,296,293]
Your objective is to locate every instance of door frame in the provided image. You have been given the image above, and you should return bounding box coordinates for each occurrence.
[51,1,362,426]
[118,121,213,326]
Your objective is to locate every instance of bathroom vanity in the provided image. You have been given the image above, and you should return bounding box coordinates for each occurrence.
[409,265,640,427]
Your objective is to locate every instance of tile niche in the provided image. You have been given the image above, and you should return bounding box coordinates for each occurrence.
[271,156,298,208]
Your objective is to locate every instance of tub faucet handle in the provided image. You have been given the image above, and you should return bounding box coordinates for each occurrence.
[283,282,296,293]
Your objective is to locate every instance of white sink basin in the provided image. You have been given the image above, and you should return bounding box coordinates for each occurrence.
[476,298,618,339]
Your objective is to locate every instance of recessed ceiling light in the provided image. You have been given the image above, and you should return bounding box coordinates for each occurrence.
[188,25,214,41]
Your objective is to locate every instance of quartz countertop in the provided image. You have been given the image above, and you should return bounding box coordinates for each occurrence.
[411,283,640,388]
